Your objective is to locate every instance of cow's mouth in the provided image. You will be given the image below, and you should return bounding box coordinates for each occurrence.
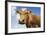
[19,20,25,24]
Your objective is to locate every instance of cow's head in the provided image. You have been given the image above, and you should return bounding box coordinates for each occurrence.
[16,8,32,24]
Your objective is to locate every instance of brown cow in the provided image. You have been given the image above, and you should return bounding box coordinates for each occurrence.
[16,9,41,28]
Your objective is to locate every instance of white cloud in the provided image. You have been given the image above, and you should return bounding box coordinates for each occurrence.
[16,14,20,20]
[21,8,27,11]
[11,7,16,16]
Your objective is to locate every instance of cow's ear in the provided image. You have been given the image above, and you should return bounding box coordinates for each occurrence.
[16,10,19,13]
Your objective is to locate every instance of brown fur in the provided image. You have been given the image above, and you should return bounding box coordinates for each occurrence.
[16,10,40,28]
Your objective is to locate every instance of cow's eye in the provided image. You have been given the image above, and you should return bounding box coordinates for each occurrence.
[22,20,24,22]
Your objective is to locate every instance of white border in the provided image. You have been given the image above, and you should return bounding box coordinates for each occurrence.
[8,2,44,33]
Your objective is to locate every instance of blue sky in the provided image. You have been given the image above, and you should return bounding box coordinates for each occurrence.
[16,6,41,16]
[11,6,41,29]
